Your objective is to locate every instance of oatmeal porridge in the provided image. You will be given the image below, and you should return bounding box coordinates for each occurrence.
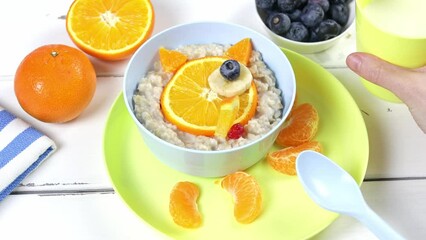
[133,43,283,151]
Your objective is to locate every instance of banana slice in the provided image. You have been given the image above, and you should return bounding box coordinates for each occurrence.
[208,62,253,97]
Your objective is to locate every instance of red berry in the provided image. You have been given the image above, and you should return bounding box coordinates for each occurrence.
[227,123,245,139]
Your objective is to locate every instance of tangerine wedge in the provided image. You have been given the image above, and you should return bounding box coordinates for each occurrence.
[225,38,253,66]
[276,103,319,147]
[159,47,188,73]
[221,171,262,224]
[169,181,202,228]
[267,141,322,175]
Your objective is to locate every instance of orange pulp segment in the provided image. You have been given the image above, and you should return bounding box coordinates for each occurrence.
[159,47,188,73]
[160,57,258,136]
[215,96,240,138]
[225,38,253,66]
[169,181,202,228]
[237,81,257,126]
[275,103,319,147]
[267,141,322,175]
[221,171,262,224]
[66,0,155,60]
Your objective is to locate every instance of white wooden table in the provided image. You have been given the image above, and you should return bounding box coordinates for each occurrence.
[1,0,425,239]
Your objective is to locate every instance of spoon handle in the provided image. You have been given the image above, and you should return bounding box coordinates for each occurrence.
[355,205,405,240]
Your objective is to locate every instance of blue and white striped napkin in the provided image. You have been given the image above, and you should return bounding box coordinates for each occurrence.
[0,106,56,201]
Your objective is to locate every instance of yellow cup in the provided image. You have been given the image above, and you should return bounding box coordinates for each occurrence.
[356,0,426,102]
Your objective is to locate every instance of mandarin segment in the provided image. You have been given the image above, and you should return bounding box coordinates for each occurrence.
[14,44,96,123]
[276,103,319,147]
[159,47,188,73]
[267,141,322,175]
[224,38,253,66]
[169,181,202,228]
[221,171,262,224]
[66,0,155,60]
[160,57,258,136]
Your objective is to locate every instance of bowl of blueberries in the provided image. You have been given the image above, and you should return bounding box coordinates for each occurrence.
[255,0,354,53]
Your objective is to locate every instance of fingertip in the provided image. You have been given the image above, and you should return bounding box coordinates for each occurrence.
[346,53,362,72]
[345,52,415,99]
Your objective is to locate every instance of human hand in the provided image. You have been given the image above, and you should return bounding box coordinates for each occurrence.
[346,52,426,133]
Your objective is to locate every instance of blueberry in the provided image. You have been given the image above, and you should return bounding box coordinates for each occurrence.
[298,0,308,8]
[329,0,351,3]
[285,22,309,42]
[312,19,342,41]
[288,9,302,21]
[220,60,240,81]
[330,3,349,26]
[277,0,301,12]
[300,3,325,27]
[309,30,319,42]
[256,0,277,9]
[267,12,291,35]
[308,0,330,12]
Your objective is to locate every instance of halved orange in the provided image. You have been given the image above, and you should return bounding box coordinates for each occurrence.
[267,141,322,175]
[169,181,202,228]
[160,57,258,136]
[66,0,154,61]
[275,103,319,147]
[225,38,252,66]
[221,171,262,224]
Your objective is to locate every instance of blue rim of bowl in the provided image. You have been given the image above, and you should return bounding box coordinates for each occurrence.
[123,21,296,155]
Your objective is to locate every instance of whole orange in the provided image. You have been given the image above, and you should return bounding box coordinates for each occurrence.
[14,44,97,123]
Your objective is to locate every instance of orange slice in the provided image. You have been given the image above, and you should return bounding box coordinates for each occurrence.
[169,181,202,228]
[221,171,262,224]
[160,57,258,136]
[66,0,154,60]
[275,103,319,147]
[238,81,257,126]
[215,96,240,138]
[159,47,188,73]
[267,141,322,175]
[225,38,253,66]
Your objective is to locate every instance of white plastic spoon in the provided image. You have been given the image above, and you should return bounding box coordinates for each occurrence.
[296,150,404,240]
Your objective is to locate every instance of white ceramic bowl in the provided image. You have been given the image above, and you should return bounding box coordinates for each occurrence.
[255,1,355,54]
[123,21,296,177]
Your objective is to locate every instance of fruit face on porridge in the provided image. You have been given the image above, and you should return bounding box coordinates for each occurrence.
[133,38,283,151]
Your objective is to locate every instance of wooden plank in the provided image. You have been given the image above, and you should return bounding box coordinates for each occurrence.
[0,192,165,240]
[0,0,422,239]
[0,0,353,77]
[0,68,425,191]
[331,69,426,179]
[2,66,426,191]
[0,77,123,190]
[315,179,426,239]
[1,180,424,239]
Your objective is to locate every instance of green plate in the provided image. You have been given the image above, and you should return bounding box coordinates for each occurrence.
[103,49,369,239]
